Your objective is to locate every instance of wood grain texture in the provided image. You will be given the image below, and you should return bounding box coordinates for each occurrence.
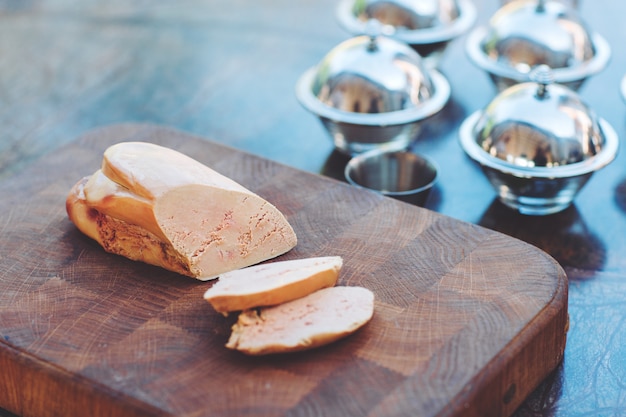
[0,124,568,417]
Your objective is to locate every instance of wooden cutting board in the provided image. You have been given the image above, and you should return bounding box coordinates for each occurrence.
[0,124,567,417]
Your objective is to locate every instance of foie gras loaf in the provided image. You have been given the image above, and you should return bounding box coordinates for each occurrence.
[204,256,343,315]
[66,141,298,280]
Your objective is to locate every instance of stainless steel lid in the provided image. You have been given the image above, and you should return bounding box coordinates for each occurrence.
[467,66,614,171]
[337,0,476,45]
[312,34,434,113]
[466,0,609,85]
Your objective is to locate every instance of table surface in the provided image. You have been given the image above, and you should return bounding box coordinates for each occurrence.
[0,0,624,416]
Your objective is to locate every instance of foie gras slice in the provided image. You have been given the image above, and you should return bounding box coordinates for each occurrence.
[226,286,374,355]
[66,141,298,280]
[203,256,343,314]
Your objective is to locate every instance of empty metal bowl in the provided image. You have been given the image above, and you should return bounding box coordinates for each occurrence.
[345,149,438,206]
[336,0,477,67]
[296,32,450,155]
[459,66,618,215]
[466,0,609,91]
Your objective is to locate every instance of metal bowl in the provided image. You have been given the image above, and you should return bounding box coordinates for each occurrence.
[296,32,450,155]
[336,0,477,67]
[344,149,438,206]
[459,66,618,215]
[466,0,610,91]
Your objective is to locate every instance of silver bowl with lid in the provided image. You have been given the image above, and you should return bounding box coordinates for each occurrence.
[466,0,610,91]
[296,30,450,155]
[459,66,618,215]
[336,0,477,67]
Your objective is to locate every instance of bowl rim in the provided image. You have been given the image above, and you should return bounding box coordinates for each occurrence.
[336,0,477,45]
[465,26,611,83]
[344,149,439,197]
[295,66,450,126]
[458,110,619,178]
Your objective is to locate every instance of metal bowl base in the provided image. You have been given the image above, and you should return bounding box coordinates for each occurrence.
[497,192,576,216]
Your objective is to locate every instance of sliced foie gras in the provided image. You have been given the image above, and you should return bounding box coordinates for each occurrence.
[226,286,375,355]
[66,141,297,280]
[203,256,343,314]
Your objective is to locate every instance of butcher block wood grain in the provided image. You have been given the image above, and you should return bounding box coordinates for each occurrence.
[0,124,568,417]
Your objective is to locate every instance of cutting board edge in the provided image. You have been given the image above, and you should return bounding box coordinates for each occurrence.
[440,263,569,417]
[0,340,170,417]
